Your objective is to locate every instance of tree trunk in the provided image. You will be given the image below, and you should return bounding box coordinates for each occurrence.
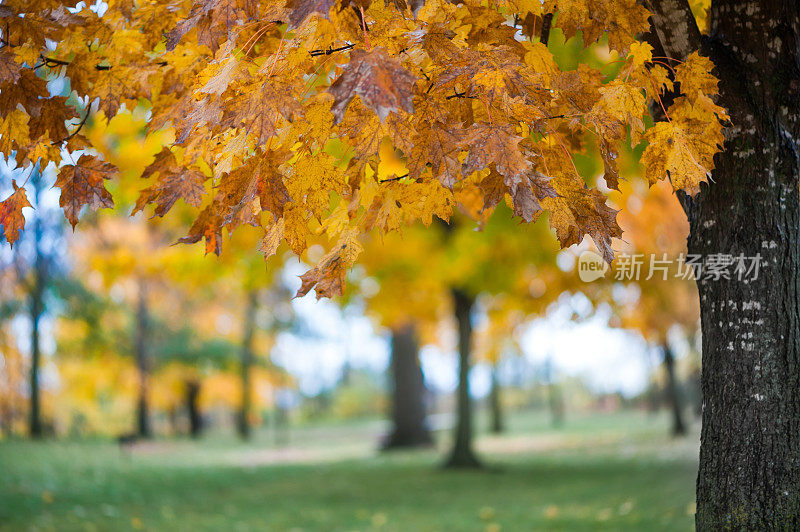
[274,404,289,446]
[662,344,687,437]
[544,356,564,428]
[27,172,44,439]
[237,290,257,440]
[382,323,433,450]
[683,1,800,526]
[489,361,503,434]
[643,349,660,415]
[444,288,481,468]
[645,0,800,524]
[186,380,202,438]
[135,284,152,438]
[27,273,42,439]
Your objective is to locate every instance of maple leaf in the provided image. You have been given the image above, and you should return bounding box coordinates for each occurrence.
[135,149,207,217]
[545,0,650,54]
[216,151,292,228]
[598,137,620,191]
[0,69,49,116]
[478,165,558,222]
[675,52,720,99]
[222,78,303,145]
[461,124,530,183]
[510,169,559,222]
[55,155,117,228]
[259,218,285,259]
[0,50,21,84]
[328,47,418,123]
[541,175,621,263]
[197,52,240,96]
[641,119,719,196]
[282,203,309,255]
[27,97,71,142]
[0,109,30,156]
[165,0,261,51]
[592,79,646,144]
[89,64,158,117]
[335,99,389,171]
[178,204,223,255]
[406,118,465,189]
[0,181,31,246]
[435,46,545,106]
[296,229,363,299]
[287,0,336,26]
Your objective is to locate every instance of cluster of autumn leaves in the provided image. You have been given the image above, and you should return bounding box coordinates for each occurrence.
[1,0,725,298]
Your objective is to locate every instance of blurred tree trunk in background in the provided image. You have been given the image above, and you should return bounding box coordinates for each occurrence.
[383,323,433,449]
[489,361,503,434]
[135,283,152,438]
[27,171,44,439]
[186,379,202,438]
[662,344,686,437]
[544,356,563,428]
[237,290,257,440]
[444,289,481,468]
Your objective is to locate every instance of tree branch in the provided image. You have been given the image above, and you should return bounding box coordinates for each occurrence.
[52,108,90,145]
[644,0,701,60]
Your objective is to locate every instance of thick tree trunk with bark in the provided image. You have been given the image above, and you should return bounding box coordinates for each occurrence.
[489,361,503,434]
[383,323,433,450]
[690,1,800,526]
[444,288,481,468]
[647,0,799,525]
[662,344,687,437]
[237,290,257,440]
[135,284,152,438]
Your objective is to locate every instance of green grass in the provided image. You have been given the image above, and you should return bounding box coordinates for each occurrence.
[0,410,698,531]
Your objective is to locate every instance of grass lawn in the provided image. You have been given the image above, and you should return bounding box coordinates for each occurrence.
[0,410,698,531]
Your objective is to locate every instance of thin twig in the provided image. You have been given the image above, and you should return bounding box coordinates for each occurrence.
[309,43,355,57]
[446,90,477,100]
[359,6,370,51]
[52,108,90,145]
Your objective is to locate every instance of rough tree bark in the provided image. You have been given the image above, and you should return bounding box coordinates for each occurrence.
[237,290,257,440]
[662,344,687,436]
[488,361,504,434]
[382,322,433,450]
[444,288,482,468]
[647,0,800,526]
[135,283,152,438]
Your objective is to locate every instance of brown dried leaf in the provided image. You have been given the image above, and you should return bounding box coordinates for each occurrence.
[328,47,417,123]
[0,181,31,245]
[55,155,116,228]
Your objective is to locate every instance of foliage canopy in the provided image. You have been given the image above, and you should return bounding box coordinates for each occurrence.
[0,0,725,297]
